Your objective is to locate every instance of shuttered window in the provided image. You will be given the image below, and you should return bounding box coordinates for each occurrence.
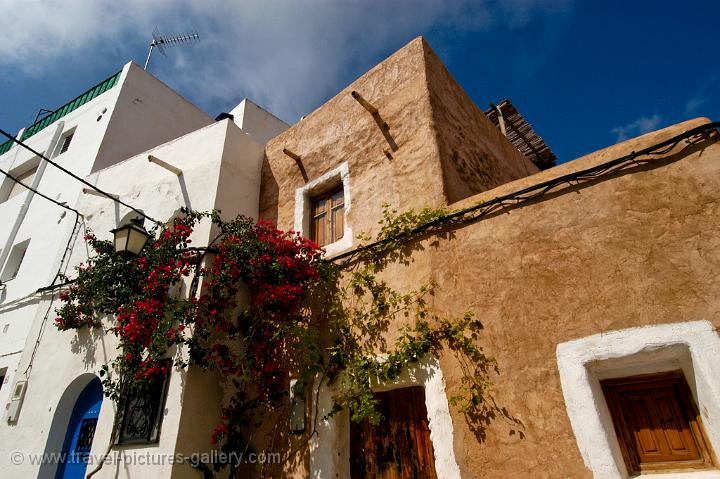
[350,386,437,479]
[59,133,73,155]
[311,187,344,247]
[602,371,714,475]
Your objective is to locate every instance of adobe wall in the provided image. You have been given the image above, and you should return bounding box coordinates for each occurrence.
[421,40,539,204]
[259,37,535,242]
[277,118,720,478]
[257,34,720,478]
[424,118,720,477]
[260,37,445,239]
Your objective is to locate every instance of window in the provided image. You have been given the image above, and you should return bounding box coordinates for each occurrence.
[311,187,344,247]
[56,131,74,156]
[0,367,6,393]
[601,371,714,475]
[1,239,30,282]
[75,418,98,457]
[116,363,170,445]
[60,134,73,154]
[557,321,720,479]
[295,162,353,256]
[0,159,39,203]
[350,386,437,478]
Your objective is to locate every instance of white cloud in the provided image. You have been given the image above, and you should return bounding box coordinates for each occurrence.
[0,0,573,123]
[0,0,164,74]
[684,95,708,116]
[683,70,718,117]
[610,114,662,142]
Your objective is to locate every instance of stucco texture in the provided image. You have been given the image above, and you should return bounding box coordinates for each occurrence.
[430,119,720,478]
[422,41,539,204]
[257,35,720,478]
[259,37,535,244]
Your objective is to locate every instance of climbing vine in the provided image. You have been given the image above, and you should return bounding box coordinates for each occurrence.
[55,205,506,477]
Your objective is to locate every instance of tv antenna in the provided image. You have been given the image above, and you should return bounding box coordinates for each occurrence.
[144,27,200,71]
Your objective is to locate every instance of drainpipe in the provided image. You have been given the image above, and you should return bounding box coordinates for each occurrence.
[0,121,65,277]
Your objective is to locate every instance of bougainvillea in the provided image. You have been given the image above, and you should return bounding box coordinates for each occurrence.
[55,206,507,477]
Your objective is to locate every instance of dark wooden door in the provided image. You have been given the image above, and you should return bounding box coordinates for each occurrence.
[350,386,437,479]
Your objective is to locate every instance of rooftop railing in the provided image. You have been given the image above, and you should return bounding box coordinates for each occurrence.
[0,70,122,157]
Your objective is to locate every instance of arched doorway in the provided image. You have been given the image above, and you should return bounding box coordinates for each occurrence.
[54,376,103,479]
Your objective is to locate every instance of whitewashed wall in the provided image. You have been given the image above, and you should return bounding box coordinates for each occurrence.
[0,62,284,478]
[0,68,126,424]
[0,119,275,478]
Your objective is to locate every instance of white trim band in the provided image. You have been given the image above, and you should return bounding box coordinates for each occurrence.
[309,355,461,478]
[556,320,720,478]
[294,161,352,257]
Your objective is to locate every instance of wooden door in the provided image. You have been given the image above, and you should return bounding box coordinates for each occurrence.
[350,386,437,479]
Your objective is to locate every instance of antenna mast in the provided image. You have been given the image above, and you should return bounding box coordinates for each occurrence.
[144,27,200,71]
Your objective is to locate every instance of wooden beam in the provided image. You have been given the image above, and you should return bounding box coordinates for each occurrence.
[283,148,301,162]
[351,91,378,115]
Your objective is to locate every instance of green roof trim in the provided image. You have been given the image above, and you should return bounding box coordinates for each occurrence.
[21,71,121,140]
[0,139,12,156]
[0,69,122,157]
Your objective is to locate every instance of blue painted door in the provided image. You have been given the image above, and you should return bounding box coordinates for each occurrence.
[56,378,103,479]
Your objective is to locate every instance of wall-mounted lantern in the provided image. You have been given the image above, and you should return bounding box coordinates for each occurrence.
[110,218,151,256]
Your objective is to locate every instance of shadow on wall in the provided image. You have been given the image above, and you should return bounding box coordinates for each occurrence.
[377,130,719,255]
[338,220,526,448]
[258,154,279,226]
[464,396,525,444]
[71,327,105,369]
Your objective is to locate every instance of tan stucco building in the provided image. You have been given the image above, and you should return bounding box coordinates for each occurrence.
[258,37,720,479]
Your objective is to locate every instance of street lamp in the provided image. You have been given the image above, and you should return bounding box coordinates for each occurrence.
[111,218,151,256]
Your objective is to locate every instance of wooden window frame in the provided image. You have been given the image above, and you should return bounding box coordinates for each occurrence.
[310,186,344,247]
[601,371,715,475]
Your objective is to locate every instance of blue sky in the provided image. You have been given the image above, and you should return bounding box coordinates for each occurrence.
[1,0,717,163]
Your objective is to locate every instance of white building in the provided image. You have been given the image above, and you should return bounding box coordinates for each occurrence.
[0,63,287,478]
